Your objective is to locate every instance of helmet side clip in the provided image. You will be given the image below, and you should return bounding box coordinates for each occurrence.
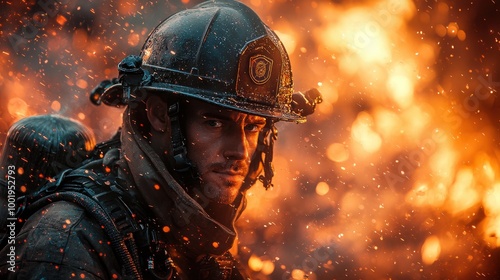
[118,55,153,104]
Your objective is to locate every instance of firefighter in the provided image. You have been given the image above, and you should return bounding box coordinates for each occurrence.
[0,1,321,279]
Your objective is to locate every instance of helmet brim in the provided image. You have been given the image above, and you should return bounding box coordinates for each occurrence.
[100,83,305,122]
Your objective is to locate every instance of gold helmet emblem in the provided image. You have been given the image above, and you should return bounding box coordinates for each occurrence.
[249,54,273,85]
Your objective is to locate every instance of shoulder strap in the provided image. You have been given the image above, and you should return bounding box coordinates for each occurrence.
[17,167,144,279]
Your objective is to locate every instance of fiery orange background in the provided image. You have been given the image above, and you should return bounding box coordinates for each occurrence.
[1,0,499,279]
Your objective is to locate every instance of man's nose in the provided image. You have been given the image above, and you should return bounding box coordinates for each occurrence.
[222,128,249,160]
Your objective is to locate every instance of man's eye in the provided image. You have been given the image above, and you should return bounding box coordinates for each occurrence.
[207,120,223,128]
[246,123,264,132]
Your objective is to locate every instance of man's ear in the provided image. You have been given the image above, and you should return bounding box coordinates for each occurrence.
[146,95,169,132]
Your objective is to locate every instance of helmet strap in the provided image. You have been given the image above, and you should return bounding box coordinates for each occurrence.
[168,101,190,172]
[242,119,278,191]
[167,101,200,186]
[258,120,278,190]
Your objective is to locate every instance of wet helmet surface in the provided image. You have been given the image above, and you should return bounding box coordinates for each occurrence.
[103,0,303,122]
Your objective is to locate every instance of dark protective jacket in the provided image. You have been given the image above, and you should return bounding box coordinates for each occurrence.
[0,108,250,279]
[0,200,121,279]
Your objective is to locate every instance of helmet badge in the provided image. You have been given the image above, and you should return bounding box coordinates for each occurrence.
[249,54,273,85]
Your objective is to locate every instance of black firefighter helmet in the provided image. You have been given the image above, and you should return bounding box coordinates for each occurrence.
[98,0,304,123]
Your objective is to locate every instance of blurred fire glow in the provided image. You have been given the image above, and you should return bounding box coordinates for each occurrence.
[1,0,499,279]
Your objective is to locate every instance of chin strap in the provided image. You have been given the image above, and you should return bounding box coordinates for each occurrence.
[242,119,277,191]
[167,101,190,172]
[166,101,201,188]
[258,120,278,190]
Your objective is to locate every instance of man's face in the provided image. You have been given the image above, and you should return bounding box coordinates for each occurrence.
[184,99,267,204]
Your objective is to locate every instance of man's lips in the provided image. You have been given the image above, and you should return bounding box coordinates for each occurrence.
[211,162,248,176]
[210,165,247,184]
[212,170,246,181]
[214,169,245,176]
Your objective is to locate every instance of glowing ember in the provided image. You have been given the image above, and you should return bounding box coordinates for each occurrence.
[51,100,61,112]
[421,235,441,265]
[76,79,88,89]
[351,111,382,153]
[7,98,29,120]
[248,255,264,272]
[127,32,140,47]
[326,143,349,163]
[315,181,330,196]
